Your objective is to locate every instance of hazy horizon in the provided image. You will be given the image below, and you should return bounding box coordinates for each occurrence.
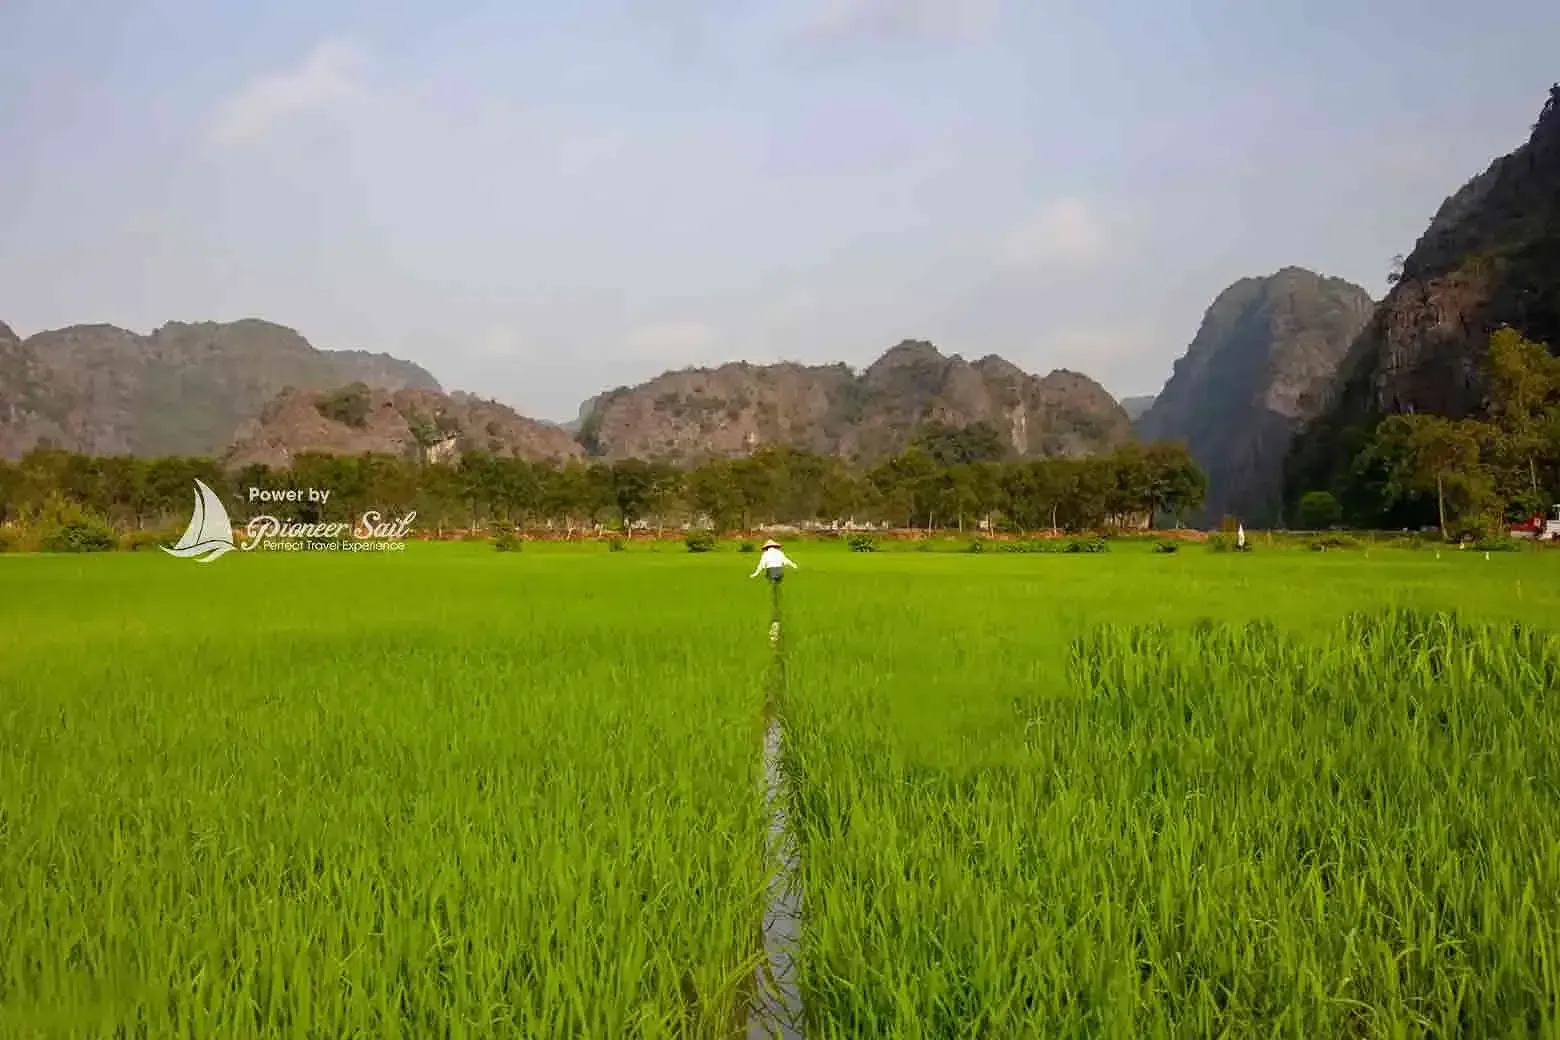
[4,1,1557,423]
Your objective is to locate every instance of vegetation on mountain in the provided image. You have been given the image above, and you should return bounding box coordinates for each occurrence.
[907,420,1010,465]
[315,383,375,429]
[1287,85,1560,515]
[1135,268,1374,527]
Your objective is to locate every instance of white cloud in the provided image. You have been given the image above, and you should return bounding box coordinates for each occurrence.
[999,197,1111,269]
[797,0,1002,44]
[208,40,369,148]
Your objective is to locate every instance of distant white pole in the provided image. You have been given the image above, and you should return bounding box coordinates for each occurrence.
[1236,523,1246,550]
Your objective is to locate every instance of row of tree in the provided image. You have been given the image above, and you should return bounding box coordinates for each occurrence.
[0,430,1208,536]
[1304,328,1560,536]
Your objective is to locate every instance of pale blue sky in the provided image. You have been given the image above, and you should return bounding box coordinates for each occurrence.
[2,0,1556,422]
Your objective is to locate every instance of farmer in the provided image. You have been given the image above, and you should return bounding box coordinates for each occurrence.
[750,538,798,583]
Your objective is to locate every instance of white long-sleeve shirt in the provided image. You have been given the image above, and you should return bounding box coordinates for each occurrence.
[750,546,798,576]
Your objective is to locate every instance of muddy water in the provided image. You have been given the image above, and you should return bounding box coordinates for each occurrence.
[746,715,804,1039]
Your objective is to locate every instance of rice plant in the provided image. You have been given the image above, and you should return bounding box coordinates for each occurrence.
[5,543,1560,1036]
[0,549,770,1037]
[783,557,1560,1038]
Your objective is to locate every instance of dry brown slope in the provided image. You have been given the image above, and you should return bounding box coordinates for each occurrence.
[226,385,584,470]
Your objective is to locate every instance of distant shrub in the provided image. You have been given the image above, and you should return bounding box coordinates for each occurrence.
[25,494,117,554]
[738,540,756,553]
[315,382,373,429]
[1310,533,1359,552]
[1438,514,1498,543]
[490,520,519,552]
[607,538,625,552]
[1473,537,1522,553]
[121,528,182,552]
[0,527,15,553]
[685,532,717,553]
[846,534,877,552]
[965,539,986,553]
[1066,536,1108,554]
[41,519,117,554]
[1208,534,1233,553]
[1003,539,1069,554]
[1153,539,1180,554]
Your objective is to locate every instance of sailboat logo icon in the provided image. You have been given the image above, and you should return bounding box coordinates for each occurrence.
[162,479,237,563]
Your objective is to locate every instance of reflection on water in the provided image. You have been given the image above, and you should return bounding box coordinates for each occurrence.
[747,716,803,1039]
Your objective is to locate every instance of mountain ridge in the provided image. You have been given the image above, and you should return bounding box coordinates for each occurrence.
[579,339,1132,464]
[1,318,1134,470]
[0,318,440,460]
[1136,266,1375,525]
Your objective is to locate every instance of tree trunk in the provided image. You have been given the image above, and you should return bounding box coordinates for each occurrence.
[1436,472,1447,539]
[1050,504,1058,535]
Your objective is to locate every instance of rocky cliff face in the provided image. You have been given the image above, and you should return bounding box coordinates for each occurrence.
[581,340,1132,464]
[1136,267,1375,525]
[225,385,583,470]
[0,318,440,460]
[1288,86,1560,498]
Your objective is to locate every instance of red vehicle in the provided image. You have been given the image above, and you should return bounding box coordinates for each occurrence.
[1509,506,1560,540]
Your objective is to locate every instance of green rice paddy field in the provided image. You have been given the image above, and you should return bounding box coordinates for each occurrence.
[3,542,1560,1037]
